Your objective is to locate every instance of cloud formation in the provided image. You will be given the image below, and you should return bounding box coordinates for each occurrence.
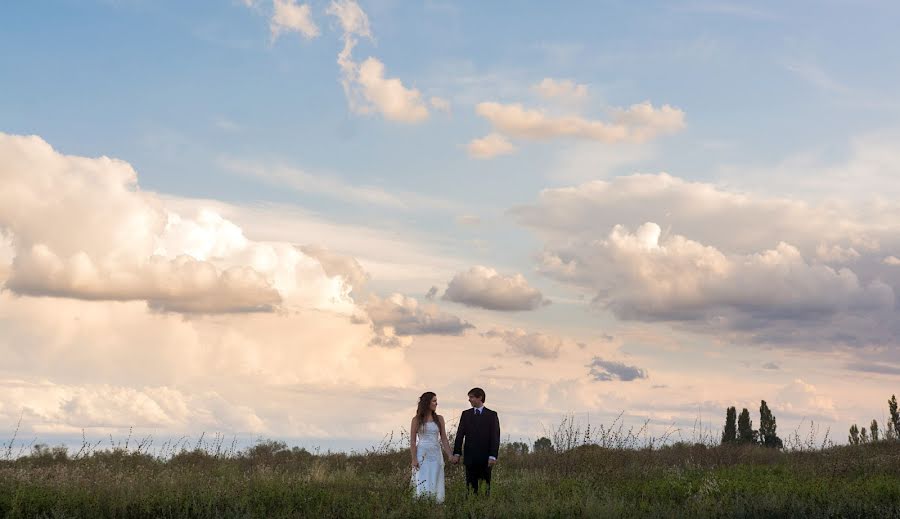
[468,133,516,159]
[539,221,893,323]
[475,101,684,143]
[533,78,588,101]
[327,0,430,123]
[511,172,891,258]
[365,293,473,347]
[443,266,545,311]
[270,0,319,41]
[0,133,363,315]
[587,357,648,382]
[483,328,565,359]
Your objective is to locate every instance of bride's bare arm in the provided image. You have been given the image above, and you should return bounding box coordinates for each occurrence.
[410,417,419,468]
[438,415,452,458]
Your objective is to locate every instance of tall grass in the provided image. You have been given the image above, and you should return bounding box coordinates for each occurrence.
[2,416,899,518]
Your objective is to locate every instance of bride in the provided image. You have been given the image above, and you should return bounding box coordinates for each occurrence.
[410,391,453,502]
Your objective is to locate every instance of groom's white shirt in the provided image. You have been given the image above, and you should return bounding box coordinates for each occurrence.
[472,405,496,461]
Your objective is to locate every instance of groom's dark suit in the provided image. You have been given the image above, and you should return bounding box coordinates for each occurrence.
[453,407,500,494]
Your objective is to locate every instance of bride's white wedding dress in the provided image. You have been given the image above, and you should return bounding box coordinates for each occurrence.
[412,421,445,502]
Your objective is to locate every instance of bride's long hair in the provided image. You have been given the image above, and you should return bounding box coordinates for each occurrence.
[415,391,437,431]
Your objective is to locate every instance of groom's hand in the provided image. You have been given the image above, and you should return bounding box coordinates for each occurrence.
[488,458,496,466]
[451,455,460,464]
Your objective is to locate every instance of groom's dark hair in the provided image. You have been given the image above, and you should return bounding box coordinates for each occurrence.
[468,387,486,403]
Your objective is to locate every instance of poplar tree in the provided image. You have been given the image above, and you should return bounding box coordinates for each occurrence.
[737,408,756,444]
[889,395,900,438]
[871,419,880,442]
[758,400,782,449]
[848,424,860,445]
[721,406,737,445]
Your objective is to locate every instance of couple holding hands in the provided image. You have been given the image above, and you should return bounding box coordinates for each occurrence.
[409,388,500,502]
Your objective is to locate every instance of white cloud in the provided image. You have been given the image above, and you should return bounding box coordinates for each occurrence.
[513,171,900,355]
[327,0,371,38]
[539,222,893,322]
[816,243,860,264]
[270,0,319,41]
[355,57,430,123]
[467,133,516,159]
[475,100,685,143]
[511,173,881,255]
[443,265,545,311]
[300,245,369,297]
[483,328,565,359]
[327,0,430,123]
[0,133,355,315]
[884,256,900,266]
[533,78,588,101]
[158,196,470,293]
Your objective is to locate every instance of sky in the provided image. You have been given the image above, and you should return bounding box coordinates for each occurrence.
[2,0,900,453]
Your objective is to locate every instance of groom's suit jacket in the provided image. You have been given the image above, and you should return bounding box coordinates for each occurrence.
[453,407,500,466]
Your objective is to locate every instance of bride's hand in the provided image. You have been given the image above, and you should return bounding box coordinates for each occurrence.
[411,459,420,470]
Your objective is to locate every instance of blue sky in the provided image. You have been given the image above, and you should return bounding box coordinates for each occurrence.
[2,1,900,451]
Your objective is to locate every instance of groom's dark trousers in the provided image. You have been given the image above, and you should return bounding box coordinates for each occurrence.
[453,407,500,495]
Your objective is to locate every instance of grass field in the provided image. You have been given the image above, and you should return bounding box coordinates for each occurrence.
[3,419,900,518]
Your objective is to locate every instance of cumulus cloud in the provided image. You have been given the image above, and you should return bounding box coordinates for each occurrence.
[443,266,545,311]
[327,0,430,123]
[0,133,353,315]
[533,78,588,101]
[355,58,430,123]
[364,293,473,346]
[538,222,893,323]
[483,328,565,359]
[8,248,281,314]
[468,133,516,159]
[884,256,900,266]
[816,243,860,264]
[510,174,900,348]
[511,172,889,258]
[475,101,684,143]
[587,357,648,382]
[270,0,319,41]
[299,245,369,297]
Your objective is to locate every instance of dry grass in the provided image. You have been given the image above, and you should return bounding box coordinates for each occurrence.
[2,416,900,518]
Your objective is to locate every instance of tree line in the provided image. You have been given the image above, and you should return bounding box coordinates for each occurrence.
[721,400,783,448]
[847,394,900,445]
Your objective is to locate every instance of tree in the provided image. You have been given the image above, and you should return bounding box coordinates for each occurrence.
[737,408,756,444]
[860,427,869,444]
[503,441,529,456]
[849,424,860,445]
[871,419,880,442]
[721,406,737,445]
[533,437,553,453]
[889,395,900,439]
[758,400,783,449]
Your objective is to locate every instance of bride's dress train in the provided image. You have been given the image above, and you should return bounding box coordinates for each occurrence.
[412,421,445,502]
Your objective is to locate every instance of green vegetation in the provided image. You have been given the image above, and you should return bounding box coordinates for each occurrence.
[3,421,900,518]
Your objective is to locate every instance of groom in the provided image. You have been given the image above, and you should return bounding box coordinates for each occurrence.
[452,387,500,495]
